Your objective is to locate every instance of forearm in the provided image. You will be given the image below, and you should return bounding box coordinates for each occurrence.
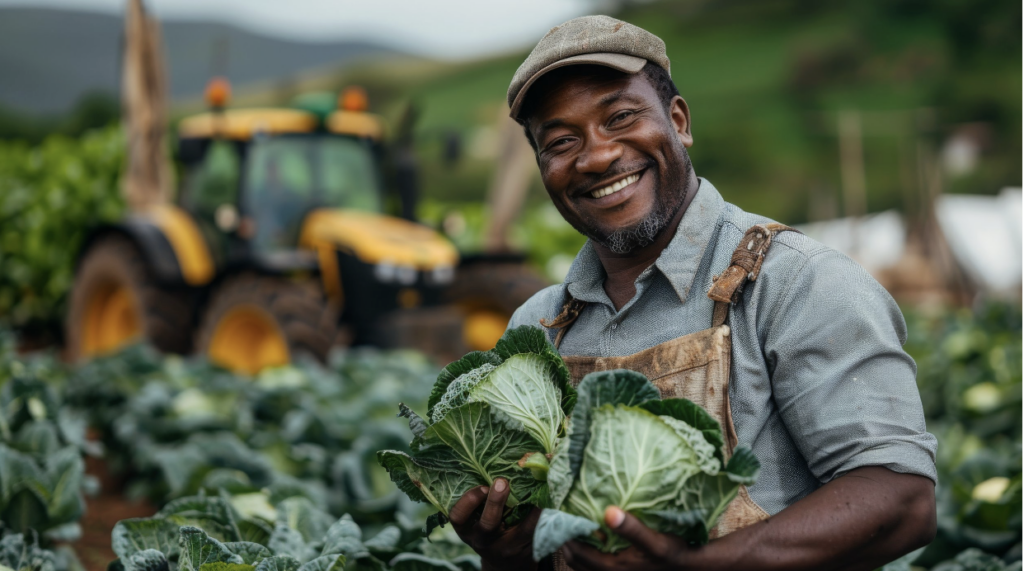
[692,467,936,571]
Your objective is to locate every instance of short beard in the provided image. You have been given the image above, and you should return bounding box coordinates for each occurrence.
[598,210,671,254]
[578,150,693,255]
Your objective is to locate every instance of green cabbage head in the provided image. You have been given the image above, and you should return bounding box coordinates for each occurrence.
[532,370,761,560]
[377,326,575,533]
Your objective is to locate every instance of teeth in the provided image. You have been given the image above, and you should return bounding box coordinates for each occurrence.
[590,174,639,198]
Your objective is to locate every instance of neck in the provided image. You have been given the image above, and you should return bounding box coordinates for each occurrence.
[594,174,699,311]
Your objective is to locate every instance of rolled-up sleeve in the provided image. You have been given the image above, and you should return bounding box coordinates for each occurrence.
[762,249,938,484]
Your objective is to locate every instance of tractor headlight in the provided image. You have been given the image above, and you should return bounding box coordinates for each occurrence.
[429,265,455,285]
[374,262,397,282]
[396,265,418,286]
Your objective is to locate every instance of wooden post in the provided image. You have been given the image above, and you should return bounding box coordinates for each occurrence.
[838,110,867,219]
[483,110,535,253]
[122,0,172,211]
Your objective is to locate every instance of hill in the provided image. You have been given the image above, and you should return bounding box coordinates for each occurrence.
[0,7,400,114]
[287,0,1020,223]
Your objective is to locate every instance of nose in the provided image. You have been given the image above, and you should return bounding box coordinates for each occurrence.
[575,134,623,175]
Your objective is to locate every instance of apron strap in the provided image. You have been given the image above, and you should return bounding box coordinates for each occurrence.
[540,295,588,349]
[708,223,798,327]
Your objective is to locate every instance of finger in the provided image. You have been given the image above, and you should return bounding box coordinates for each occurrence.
[516,505,543,534]
[562,541,610,571]
[477,478,510,532]
[560,545,575,569]
[565,543,650,571]
[449,485,489,526]
[604,506,667,559]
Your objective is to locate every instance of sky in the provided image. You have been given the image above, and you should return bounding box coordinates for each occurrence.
[0,0,603,59]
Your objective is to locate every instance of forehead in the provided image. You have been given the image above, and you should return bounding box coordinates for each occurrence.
[522,67,657,125]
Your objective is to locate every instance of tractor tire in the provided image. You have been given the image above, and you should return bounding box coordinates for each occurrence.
[195,274,339,374]
[66,234,195,361]
[444,262,549,351]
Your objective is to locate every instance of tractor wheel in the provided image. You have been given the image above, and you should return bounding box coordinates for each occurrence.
[195,275,338,375]
[66,234,195,361]
[445,262,549,352]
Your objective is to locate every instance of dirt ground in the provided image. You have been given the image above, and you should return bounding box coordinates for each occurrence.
[72,455,157,571]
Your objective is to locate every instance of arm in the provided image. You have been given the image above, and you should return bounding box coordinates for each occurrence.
[563,465,935,571]
[566,245,939,570]
[705,466,936,571]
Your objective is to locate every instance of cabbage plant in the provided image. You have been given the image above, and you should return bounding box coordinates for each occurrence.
[532,370,761,560]
[377,326,575,531]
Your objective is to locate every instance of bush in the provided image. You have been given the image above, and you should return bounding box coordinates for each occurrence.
[0,126,124,330]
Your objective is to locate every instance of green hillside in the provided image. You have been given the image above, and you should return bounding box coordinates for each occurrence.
[303,0,1021,224]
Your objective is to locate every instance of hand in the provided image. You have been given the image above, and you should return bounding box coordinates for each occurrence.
[561,506,704,571]
[449,478,541,571]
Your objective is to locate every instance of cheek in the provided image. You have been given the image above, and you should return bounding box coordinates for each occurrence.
[622,123,674,154]
[539,157,574,195]
[539,154,566,177]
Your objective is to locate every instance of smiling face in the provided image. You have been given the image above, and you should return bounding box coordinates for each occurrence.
[522,65,695,254]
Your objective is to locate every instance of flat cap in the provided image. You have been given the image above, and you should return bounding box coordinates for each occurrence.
[507,15,670,119]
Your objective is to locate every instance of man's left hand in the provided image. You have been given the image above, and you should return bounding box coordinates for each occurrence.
[561,467,935,571]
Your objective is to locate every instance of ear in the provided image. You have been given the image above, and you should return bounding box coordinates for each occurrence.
[669,96,693,148]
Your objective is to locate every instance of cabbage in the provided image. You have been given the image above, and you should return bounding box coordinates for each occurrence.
[377,326,575,531]
[376,329,760,548]
[431,353,564,453]
[532,370,761,560]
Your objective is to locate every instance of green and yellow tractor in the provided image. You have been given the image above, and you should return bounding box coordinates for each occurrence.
[66,82,546,373]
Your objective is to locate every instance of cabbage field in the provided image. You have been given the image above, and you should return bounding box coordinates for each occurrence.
[0,299,1018,571]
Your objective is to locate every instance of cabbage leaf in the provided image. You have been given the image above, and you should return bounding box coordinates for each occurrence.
[533,369,761,559]
[378,326,573,532]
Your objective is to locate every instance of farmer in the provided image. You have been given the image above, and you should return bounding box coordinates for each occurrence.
[447,15,938,571]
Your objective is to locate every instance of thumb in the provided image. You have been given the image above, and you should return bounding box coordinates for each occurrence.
[604,506,666,558]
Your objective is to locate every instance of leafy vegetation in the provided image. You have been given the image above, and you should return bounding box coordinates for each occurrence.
[534,369,759,558]
[0,125,124,331]
[0,92,120,145]
[109,493,480,571]
[0,375,95,541]
[0,331,99,571]
[1,333,467,571]
[379,327,760,556]
[59,345,439,526]
[378,326,574,531]
[904,303,1022,568]
[0,300,1019,570]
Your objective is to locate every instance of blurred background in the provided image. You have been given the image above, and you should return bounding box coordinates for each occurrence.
[0,1,1020,570]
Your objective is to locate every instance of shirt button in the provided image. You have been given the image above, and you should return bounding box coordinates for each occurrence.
[610,323,618,330]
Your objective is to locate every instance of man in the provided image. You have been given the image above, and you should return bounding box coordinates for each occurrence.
[447,15,938,571]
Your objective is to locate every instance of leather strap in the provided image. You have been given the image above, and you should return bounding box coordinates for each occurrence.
[540,296,588,349]
[709,223,798,327]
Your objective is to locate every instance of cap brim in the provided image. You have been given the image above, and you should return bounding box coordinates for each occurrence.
[509,52,647,119]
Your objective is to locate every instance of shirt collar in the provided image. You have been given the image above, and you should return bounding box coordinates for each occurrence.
[654,177,725,304]
[564,240,606,304]
[563,177,725,306]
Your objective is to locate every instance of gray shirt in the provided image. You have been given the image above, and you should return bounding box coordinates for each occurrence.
[508,178,938,515]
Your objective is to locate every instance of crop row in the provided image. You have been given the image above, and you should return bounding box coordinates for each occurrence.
[0,301,1019,571]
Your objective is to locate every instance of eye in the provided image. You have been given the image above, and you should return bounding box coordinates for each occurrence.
[545,136,575,151]
[609,110,635,125]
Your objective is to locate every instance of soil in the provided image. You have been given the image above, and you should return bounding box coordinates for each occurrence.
[72,454,158,571]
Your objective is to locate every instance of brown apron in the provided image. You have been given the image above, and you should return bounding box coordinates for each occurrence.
[543,223,793,567]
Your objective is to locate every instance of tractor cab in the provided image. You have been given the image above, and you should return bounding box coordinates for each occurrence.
[174,83,393,268]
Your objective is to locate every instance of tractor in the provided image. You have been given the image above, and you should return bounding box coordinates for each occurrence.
[65,81,547,373]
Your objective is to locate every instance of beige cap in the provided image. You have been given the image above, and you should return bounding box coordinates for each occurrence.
[507,15,670,119]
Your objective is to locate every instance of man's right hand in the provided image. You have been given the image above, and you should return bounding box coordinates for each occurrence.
[449,478,541,571]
